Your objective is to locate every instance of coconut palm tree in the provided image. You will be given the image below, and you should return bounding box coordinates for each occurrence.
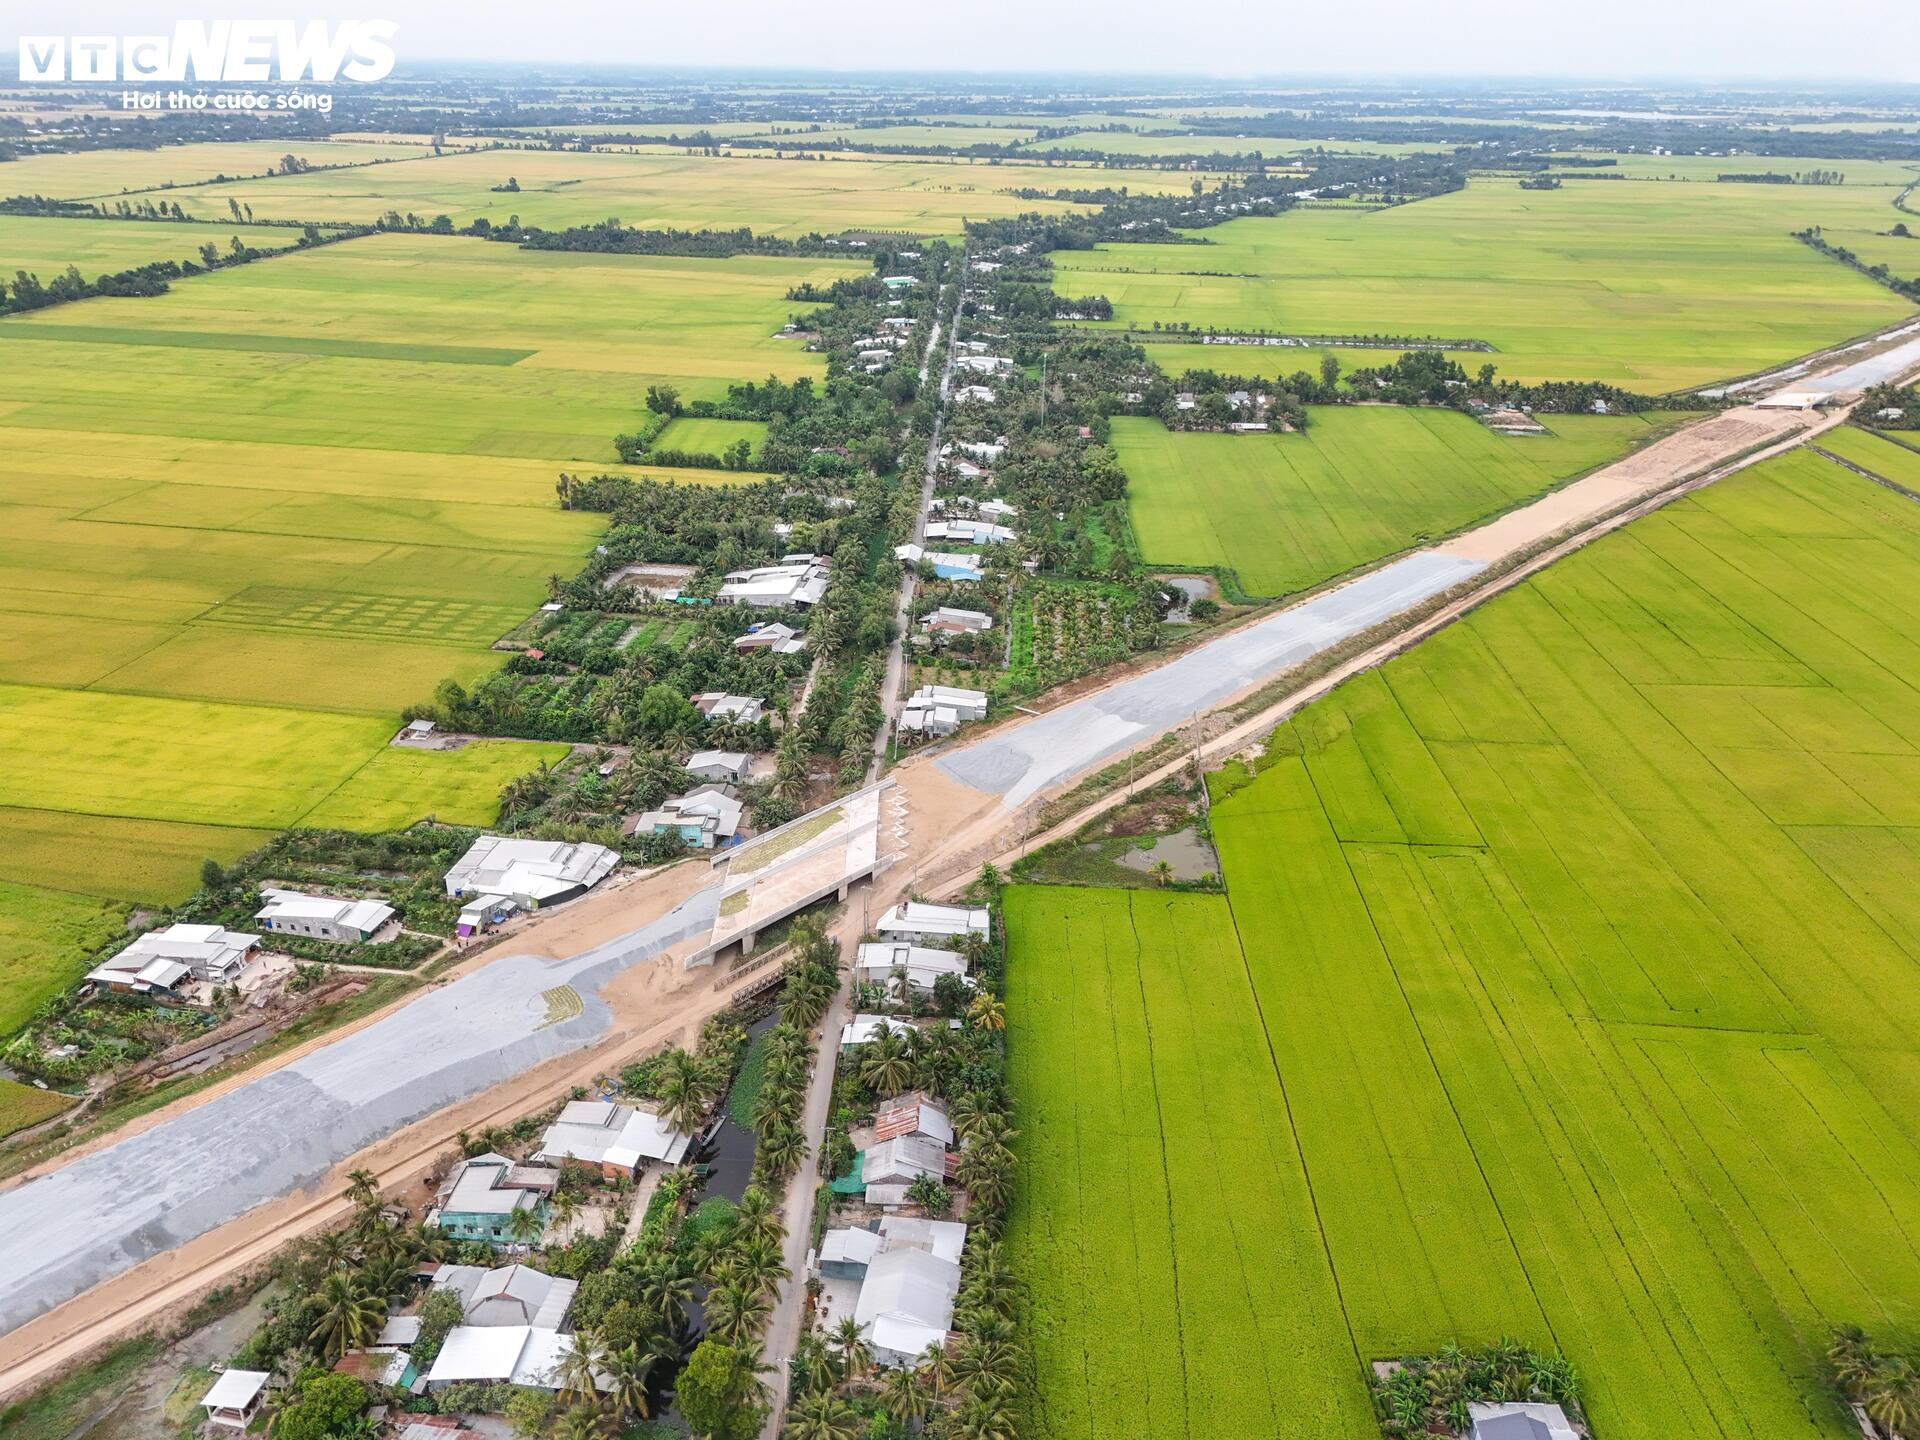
[1148,858,1174,888]
[757,1120,808,1177]
[556,1332,606,1407]
[917,1342,955,1401]
[860,1029,914,1094]
[966,990,1005,1033]
[730,1237,790,1298]
[783,1389,861,1440]
[733,1185,782,1249]
[946,1093,999,1145]
[640,1258,696,1332]
[951,1335,1017,1398]
[881,1365,931,1426]
[1832,1326,1880,1398]
[311,1228,353,1272]
[344,1168,381,1211]
[308,1271,385,1360]
[1866,1355,1920,1440]
[831,1315,872,1382]
[792,1332,842,1399]
[950,1392,1016,1440]
[706,1281,771,1345]
[550,1403,616,1440]
[505,1203,544,1249]
[599,1341,655,1422]
[549,1189,580,1240]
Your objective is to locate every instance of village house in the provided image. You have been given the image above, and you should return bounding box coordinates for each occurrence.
[954,384,997,406]
[924,551,984,582]
[423,1326,578,1392]
[626,784,745,850]
[1468,1401,1580,1440]
[840,1013,915,1050]
[444,837,619,921]
[685,749,753,784]
[533,1098,693,1177]
[920,607,994,637]
[815,1216,968,1369]
[691,692,766,725]
[199,1371,271,1430]
[955,354,1013,374]
[954,438,1006,462]
[253,889,396,945]
[428,1153,557,1245]
[732,620,807,654]
[85,923,260,997]
[880,274,918,289]
[855,941,970,994]
[898,685,989,739]
[924,518,1014,546]
[840,1093,957,1208]
[876,900,991,946]
[715,557,830,609]
[429,1262,578,1329]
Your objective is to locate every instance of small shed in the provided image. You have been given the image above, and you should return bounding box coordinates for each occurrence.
[201,1370,271,1430]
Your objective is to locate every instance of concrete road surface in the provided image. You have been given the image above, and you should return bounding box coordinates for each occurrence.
[0,886,718,1335]
[937,551,1484,806]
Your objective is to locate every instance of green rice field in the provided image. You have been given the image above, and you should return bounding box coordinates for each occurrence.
[1109,408,1690,596]
[656,416,770,457]
[1055,177,1917,391]
[1007,447,1920,1440]
[96,149,1221,235]
[0,215,301,277]
[0,138,440,197]
[0,229,830,998]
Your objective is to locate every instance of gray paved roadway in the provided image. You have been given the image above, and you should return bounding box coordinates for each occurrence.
[0,887,717,1335]
[937,551,1484,805]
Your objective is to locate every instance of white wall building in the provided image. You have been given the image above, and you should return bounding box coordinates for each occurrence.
[86,924,260,996]
[444,837,618,911]
[254,889,395,945]
[875,901,990,946]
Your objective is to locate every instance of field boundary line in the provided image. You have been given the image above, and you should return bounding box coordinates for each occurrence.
[1808,443,1920,504]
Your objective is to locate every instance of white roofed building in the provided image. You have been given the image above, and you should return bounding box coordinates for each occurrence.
[841,1013,916,1050]
[254,889,395,945]
[920,607,994,636]
[1468,1402,1581,1440]
[876,901,990,946]
[855,942,969,996]
[429,1263,578,1329]
[814,1215,969,1369]
[716,558,830,609]
[533,1099,693,1176]
[686,750,753,784]
[424,1326,577,1391]
[732,621,807,654]
[628,784,745,850]
[200,1370,270,1430]
[692,692,766,725]
[444,837,618,911]
[86,924,260,996]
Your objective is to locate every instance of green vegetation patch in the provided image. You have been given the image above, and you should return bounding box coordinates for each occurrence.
[0,214,299,277]
[655,416,770,458]
[299,740,573,832]
[0,882,129,1036]
[0,322,537,365]
[0,807,272,905]
[1008,449,1920,1439]
[1109,408,1689,597]
[1056,177,1916,391]
[0,1077,75,1139]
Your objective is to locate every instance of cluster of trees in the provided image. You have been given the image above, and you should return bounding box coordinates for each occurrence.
[1829,1326,1920,1438]
[1796,226,1920,300]
[1345,348,1694,415]
[1370,1340,1582,1438]
[1860,381,1919,430]
[1718,168,1847,184]
[0,222,356,316]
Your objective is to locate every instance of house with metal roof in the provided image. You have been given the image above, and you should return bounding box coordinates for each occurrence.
[254,889,396,945]
[855,942,969,995]
[732,621,808,655]
[875,901,990,945]
[428,1154,556,1246]
[920,607,994,637]
[1468,1402,1580,1440]
[692,692,767,725]
[686,749,754,784]
[628,784,745,850]
[814,1216,968,1369]
[86,924,260,997]
[424,1325,577,1391]
[429,1262,578,1329]
[840,1013,916,1050]
[443,837,618,912]
[533,1099,693,1177]
[716,558,830,609]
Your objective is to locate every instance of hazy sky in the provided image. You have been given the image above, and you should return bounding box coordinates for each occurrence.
[13,1,1920,84]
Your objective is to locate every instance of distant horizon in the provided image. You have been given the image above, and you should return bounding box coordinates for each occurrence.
[8,1,1918,87]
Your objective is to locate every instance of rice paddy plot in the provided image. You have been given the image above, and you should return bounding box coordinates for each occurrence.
[0,883,133,1037]
[1137,341,1486,383]
[0,215,300,277]
[0,807,274,905]
[1108,408,1688,597]
[655,416,769,458]
[1054,177,1916,391]
[298,740,573,832]
[0,138,440,197]
[101,148,1221,234]
[1006,448,1920,1440]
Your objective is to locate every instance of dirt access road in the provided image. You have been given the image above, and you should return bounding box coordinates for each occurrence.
[2,340,1911,1403]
